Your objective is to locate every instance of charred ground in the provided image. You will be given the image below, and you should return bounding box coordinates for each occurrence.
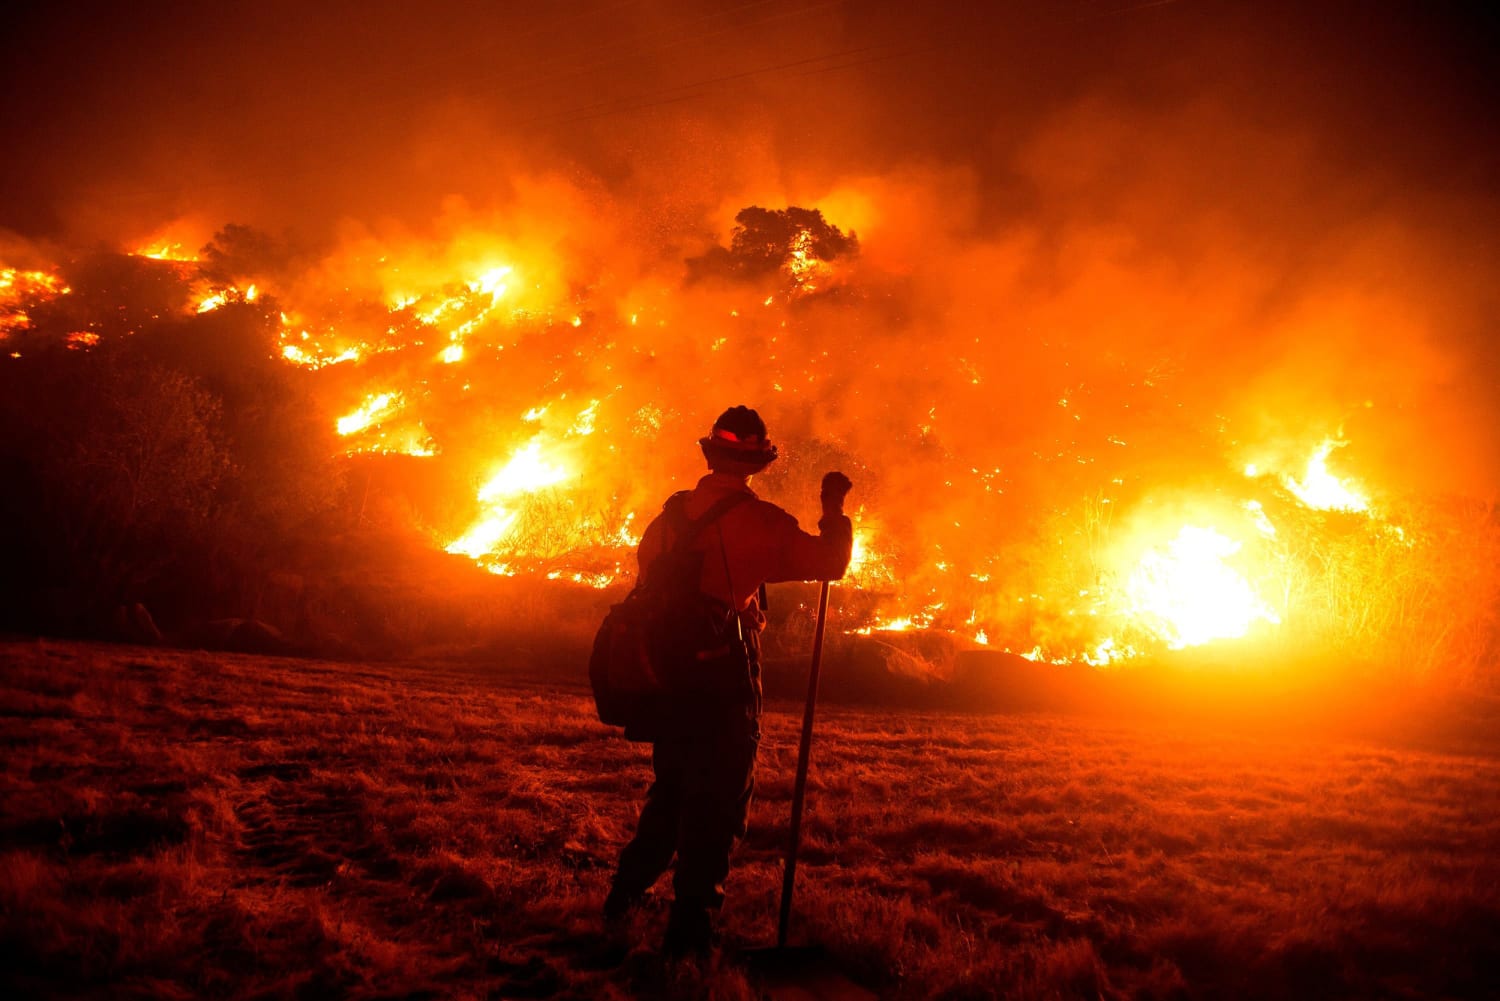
[2,639,1496,1000]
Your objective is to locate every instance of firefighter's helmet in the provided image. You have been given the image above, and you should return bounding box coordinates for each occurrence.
[700,405,778,473]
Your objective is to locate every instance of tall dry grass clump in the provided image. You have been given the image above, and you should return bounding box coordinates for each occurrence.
[1256,495,1499,688]
[973,486,1499,691]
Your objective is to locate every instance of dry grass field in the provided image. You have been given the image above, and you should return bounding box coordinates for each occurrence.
[2,638,1497,999]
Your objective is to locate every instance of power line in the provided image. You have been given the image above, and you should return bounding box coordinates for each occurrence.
[62,2,1181,205]
[71,3,880,201]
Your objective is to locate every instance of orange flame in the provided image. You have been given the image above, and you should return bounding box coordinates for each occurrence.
[447,440,573,562]
[1284,439,1370,512]
[337,392,404,436]
[132,242,199,262]
[1125,526,1280,648]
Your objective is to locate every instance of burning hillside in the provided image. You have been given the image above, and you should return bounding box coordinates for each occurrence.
[1,190,1495,686]
[0,3,1495,687]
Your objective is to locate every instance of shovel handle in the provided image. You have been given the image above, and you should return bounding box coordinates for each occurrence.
[778,578,832,948]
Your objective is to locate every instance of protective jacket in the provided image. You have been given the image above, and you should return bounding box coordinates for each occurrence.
[610,472,852,932]
[636,471,853,641]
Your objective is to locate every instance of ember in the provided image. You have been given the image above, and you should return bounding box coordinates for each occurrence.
[0,2,1491,688]
[1,205,1492,680]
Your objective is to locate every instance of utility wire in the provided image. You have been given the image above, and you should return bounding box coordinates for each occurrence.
[69,1,1183,205]
[74,3,878,202]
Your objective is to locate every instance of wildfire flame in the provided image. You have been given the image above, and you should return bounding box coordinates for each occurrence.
[1284,439,1370,512]
[847,525,897,590]
[133,242,199,262]
[331,389,433,456]
[447,440,573,563]
[470,265,511,302]
[1,267,72,339]
[282,342,361,368]
[786,227,829,291]
[1126,526,1280,649]
[476,441,570,501]
[0,199,1464,679]
[195,284,258,314]
[337,392,404,437]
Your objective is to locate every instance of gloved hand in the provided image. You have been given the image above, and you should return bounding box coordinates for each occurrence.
[820,471,853,517]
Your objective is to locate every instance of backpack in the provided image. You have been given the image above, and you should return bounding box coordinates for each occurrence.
[589,491,752,737]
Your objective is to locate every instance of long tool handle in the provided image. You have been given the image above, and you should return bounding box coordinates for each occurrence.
[777,578,832,948]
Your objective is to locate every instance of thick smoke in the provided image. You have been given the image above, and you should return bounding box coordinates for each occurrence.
[2,2,1495,671]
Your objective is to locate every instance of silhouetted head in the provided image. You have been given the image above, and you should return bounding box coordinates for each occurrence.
[700,405,778,476]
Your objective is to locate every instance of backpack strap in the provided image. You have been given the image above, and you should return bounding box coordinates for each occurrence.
[635,491,752,599]
[661,490,751,555]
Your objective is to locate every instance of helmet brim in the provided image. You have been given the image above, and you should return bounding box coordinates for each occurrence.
[700,437,778,474]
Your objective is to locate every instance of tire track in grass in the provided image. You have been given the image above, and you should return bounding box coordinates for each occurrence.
[235,761,340,888]
[233,760,413,892]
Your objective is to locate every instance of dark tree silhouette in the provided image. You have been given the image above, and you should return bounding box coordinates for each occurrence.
[0,250,347,636]
[200,223,301,284]
[687,206,858,285]
[0,352,228,629]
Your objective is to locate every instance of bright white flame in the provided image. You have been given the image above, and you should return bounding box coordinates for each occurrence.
[196,291,228,313]
[1080,637,1137,667]
[571,400,600,436]
[1126,526,1279,649]
[470,266,512,303]
[447,512,520,559]
[1284,439,1369,512]
[447,440,573,560]
[133,242,198,262]
[336,392,403,436]
[1245,499,1277,538]
[614,512,642,548]
[848,531,869,575]
[282,343,360,369]
[476,442,570,502]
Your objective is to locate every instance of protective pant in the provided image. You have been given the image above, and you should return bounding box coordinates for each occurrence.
[611,715,759,929]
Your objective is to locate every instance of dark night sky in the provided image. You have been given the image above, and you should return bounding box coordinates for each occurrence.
[0,1,1494,242]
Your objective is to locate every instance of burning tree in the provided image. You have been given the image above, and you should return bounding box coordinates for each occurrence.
[687,206,858,291]
[0,192,1495,688]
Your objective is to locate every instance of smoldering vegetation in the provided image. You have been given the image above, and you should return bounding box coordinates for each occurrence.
[3,8,1497,999]
[2,639,1497,999]
[1,5,1497,683]
[2,184,1496,696]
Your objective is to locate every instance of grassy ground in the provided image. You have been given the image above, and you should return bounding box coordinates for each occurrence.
[1,638,1497,999]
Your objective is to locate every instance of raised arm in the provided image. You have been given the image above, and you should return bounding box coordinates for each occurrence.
[765,472,854,583]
